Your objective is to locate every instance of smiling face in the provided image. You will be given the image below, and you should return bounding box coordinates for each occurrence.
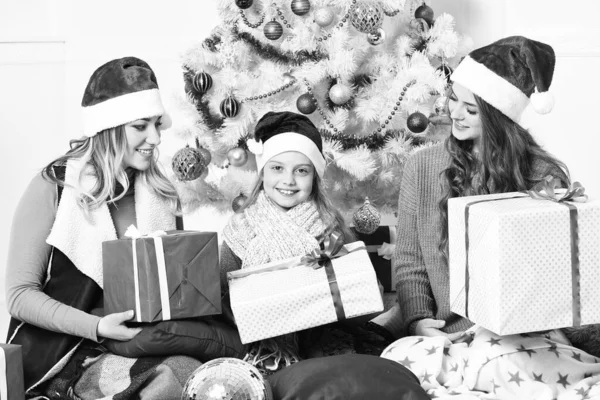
[263,151,315,211]
[448,82,483,151]
[122,115,163,171]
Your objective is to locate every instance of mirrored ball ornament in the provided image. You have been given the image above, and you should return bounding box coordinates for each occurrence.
[367,27,386,45]
[182,358,273,400]
[350,1,384,33]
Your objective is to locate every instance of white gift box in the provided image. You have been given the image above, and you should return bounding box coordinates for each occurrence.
[449,191,600,335]
[228,241,384,344]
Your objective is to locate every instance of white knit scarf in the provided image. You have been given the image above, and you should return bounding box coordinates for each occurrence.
[223,191,331,268]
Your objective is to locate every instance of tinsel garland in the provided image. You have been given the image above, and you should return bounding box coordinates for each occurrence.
[320,128,428,151]
[183,67,224,130]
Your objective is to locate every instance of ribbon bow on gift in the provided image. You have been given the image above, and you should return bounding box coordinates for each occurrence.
[527,175,588,203]
[124,225,167,238]
[301,231,348,269]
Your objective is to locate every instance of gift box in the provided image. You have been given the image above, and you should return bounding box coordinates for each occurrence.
[352,226,397,292]
[103,230,221,322]
[228,240,384,344]
[0,344,25,400]
[448,187,600,335]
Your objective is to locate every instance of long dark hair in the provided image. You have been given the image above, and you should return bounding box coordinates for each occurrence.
[438,94,570,257]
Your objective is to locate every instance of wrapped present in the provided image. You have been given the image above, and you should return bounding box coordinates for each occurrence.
[352,226,397,292]
[228,234,385,344]
[0,344,25,400]
[103,229,221,322]
[448,178,600,335]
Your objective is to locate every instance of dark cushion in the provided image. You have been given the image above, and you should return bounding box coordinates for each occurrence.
[267,354,429,400]
[104,316,246,362]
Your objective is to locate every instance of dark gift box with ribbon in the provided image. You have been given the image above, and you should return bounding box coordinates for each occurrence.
[0,344,25,400]
[227,235,384,344]
[351,226,397,292]
[448,178,600,335]
[103,230,221,323]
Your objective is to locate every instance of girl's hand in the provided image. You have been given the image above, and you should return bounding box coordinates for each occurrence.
[415,318,465,342]
[97,310,142,341]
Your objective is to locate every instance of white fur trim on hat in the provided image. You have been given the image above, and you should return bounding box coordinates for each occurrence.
[255,132,326,177]
[451,56,530,124]
[81,89,171,137]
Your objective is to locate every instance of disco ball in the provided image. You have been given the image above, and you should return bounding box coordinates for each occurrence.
[182,358,273,400]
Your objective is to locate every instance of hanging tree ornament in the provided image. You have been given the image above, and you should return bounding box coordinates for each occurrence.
[415,2,434,27]
[350,1,384,33]
[367,27,386,45]
[352,197,381,234]
[291,0,311,16]
[434,95,449,116]
[194,137,212,165]
[314,7,334,27]
[192,71,212,94]
[171,145,207,181]
[264,20,283,40]
[296,93,317,114]
[220,95,240,118]
[232,193,247,212]
[407,111,429,133]
[235,0,253,9]
[329,83,353,105]
[227,147,249,167]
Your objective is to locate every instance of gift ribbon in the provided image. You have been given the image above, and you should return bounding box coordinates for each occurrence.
[126,225,170,321]
[0,347,7,400]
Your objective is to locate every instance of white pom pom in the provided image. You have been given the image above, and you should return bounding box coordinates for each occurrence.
[530,90,555,114]
[247,138,263,155]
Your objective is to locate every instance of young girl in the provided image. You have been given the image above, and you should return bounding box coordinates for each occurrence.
[220,111,387,374]
[6,57,200,399]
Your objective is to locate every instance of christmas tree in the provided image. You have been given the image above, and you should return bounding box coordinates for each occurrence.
[164,0,471,233]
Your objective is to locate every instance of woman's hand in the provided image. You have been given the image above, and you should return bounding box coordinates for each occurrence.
[415,318,465,342]
[97,310,142,341]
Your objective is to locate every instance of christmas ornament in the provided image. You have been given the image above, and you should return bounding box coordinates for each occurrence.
[407,111,429,133]
[235,0,253,10]
[352,197,381,234]
[192,71,213,94]
[350,1,383,33]
[220,96,240,118]
[264,20,283,40]
[227,147,248,167]
[409,17,429,38]
[437,64,453,83]
[242,73,296,103]
[172,145,207,181]
[367,27,386,45]
[232,194,248,212]
[182,358,272,400]
[434,95,448,115]
[296,93,317,114]
[329,83,353,105]
[197,146,212,165]
[314,7,334,27]
[415,3,434,27]
[291,0,311,16]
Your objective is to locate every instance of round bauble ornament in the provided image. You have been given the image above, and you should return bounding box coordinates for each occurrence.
[367,27,386,45]
[220,96,240,118]
[264,20,283,40]
[407,111,429,133]
[197,146,212,165]
[172,146,207,181]
[227,147,248,167]
[329,83,353,105]
[414,3,434,27]
[232,194,248,213]
[291,0,311,16]
[192,71,213,94]
[314,7,334,27]
[235,0,253,9]
[350,1,384,33]
[182,358,272,400]
[433,95,448,115]
[283,72,295,85]
[408,17,429,38]
[352,197,381,235]
[296,93,317,114]
[436,64,453,83]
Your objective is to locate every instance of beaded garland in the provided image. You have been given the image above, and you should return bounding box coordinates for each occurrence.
[240,75,297,103]
[239,8,266,29]
[315,0,356,42]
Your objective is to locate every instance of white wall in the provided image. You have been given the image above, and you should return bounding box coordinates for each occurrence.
[1,0,599,339]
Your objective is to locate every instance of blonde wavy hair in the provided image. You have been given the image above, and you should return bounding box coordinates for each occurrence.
[43,125,181,215]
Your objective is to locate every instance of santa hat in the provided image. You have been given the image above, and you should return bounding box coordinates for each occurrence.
[451,35,556,125]
[81,56,171,137]
[248,111,326,177]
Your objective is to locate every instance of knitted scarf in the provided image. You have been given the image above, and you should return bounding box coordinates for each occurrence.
[223,191,331,269]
